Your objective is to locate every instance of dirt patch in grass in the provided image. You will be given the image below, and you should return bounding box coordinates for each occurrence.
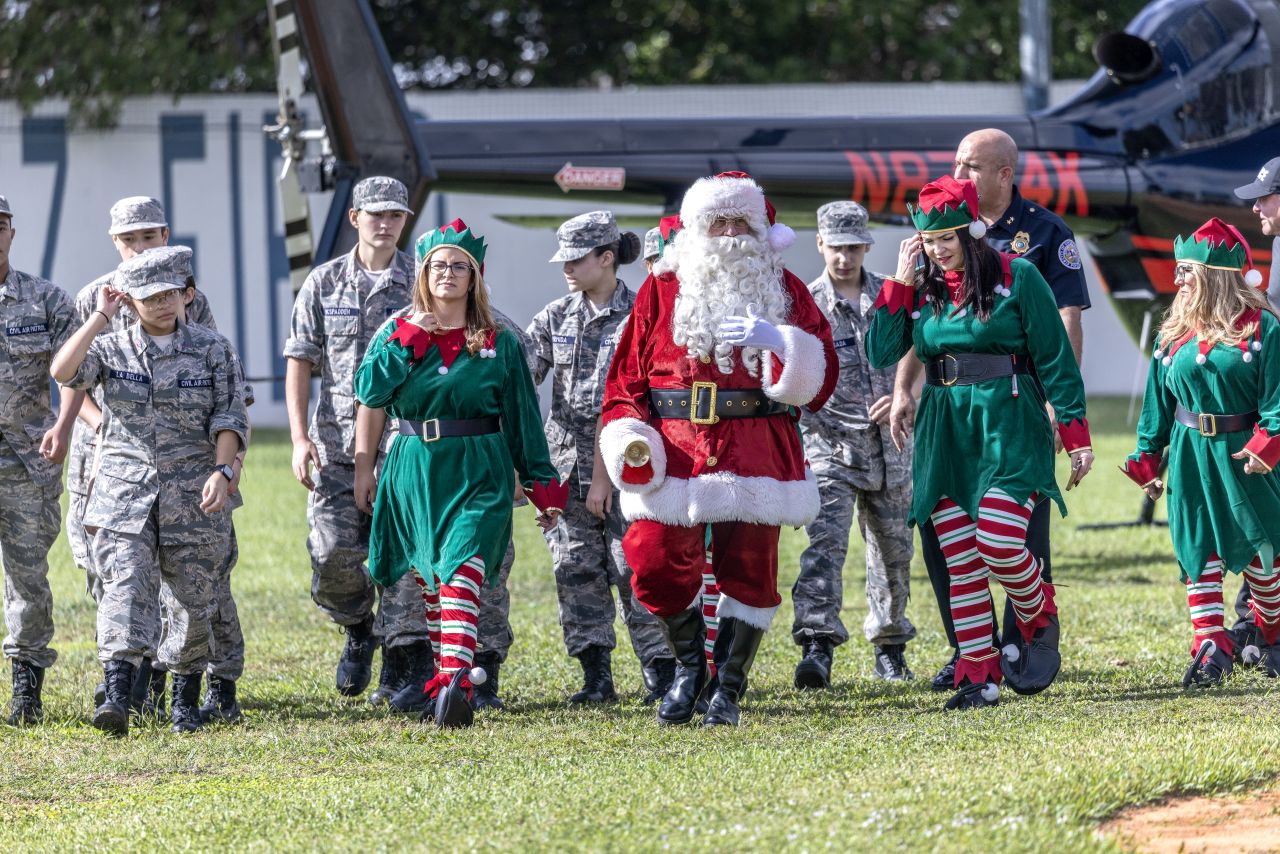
[1099,788,1280,853]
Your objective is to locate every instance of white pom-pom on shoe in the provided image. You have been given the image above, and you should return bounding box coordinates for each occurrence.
[1243,645,1262,666]
[469,666,488,686]
[1002,643,1021,663]
[980,683,1000,702]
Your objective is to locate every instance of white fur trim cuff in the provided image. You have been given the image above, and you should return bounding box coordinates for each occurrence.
[618,468,819,527]
[760,325,827,407]
[717,594,778,630]
[599,417,667,494]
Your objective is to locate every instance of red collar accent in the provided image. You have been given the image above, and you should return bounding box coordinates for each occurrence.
[943,270,964,305]
[1164,330,1196,359]
[433,327,468,369]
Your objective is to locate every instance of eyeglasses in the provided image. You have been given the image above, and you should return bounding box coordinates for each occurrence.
[709,216,751,232]
[1174,264,1196,279]
[428,261,473,277]
[140,289,181,308]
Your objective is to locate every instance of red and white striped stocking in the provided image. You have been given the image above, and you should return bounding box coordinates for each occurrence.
[412,572,442,669]
[421,556,485,697]
[930,498,1001,687]
[975,488,1055,642]
[1187,557,1233,657]
[1244,555,1280,645]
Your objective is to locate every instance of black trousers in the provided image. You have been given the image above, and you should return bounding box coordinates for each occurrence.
[922,498,1053,653]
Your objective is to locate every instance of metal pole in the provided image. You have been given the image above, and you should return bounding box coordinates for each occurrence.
[1020,0,1051,112]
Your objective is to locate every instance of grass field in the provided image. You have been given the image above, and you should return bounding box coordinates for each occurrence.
[2,396,1279,852]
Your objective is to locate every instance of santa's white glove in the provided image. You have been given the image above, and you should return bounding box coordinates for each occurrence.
[717,303,785,351]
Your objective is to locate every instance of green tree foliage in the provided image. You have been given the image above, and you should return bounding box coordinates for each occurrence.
[0,0,1149,125]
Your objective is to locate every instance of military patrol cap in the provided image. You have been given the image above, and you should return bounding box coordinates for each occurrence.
[1234,156,1280,200]
[817,201,874,246]
[108,196,167,235]
[115,246,191,299]
[352,176,413,213]
[0,195,12,219]
[643,226,662,261]
[549,210,621,263]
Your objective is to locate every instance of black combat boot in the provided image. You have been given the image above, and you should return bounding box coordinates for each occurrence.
[703,616,765,727]
[170,672,204,733]
[8,660,45,726]
[931,650,959,692]
[129,658,153,713]
[138,664,167,719]
[654,607,709,725]
[1001,615,1061,695]
[470,652,504,711]
[93,660,136,736]
[199,675,243,724]
[873,644,914,681]
[640,657,676,705]
[370,643,410,707]
[793,636,834,689]
[336,616,377,697]
[568,645,617,705]
[388,643,437,714]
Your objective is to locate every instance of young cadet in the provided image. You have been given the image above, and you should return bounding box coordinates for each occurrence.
[284,177,431,700]
[793,201,916,688]
[53,246,248,735]
[0,194,80,725]
[528,211,674,704]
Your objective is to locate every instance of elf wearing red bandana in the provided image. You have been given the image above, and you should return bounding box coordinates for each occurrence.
[1123,217,1280,686]
[354,220,566,727]
[600,172,838,727]
[866,176,1093,711]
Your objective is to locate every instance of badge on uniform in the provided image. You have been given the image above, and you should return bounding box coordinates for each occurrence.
[1010,231,1032,254]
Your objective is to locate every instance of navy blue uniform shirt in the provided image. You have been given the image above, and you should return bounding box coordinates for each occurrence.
[985,186,1090,310]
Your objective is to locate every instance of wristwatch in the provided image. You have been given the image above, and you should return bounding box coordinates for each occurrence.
[214,463,235,482]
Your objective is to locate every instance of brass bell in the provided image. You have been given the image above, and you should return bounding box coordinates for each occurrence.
[624,440,651,467]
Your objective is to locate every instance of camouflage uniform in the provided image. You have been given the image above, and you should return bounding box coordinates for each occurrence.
[284,243,429,647]
[531,212,668,664]
[65,250,249,674]
[794,203,915,649]
[0,264,74,670]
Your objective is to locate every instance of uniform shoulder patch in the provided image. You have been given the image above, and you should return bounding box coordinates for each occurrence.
[1057,239,1082,270]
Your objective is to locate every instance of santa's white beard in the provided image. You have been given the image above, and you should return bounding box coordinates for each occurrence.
[665,231,790,376]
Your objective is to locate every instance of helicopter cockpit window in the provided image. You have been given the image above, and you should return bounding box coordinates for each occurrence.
[1172,0,1271,147]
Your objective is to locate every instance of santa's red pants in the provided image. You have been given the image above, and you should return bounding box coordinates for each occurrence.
[623,519,779,617]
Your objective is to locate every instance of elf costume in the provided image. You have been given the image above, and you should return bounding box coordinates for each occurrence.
[1122,217,1280,684]
[354,219,566,726]
[865,176,1091,710]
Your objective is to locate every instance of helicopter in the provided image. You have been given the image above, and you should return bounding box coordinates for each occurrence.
[265,0,1280,350]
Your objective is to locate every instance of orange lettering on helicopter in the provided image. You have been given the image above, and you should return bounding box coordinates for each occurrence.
[844,152,892,214]
[889,152,931,212]
[1043,151,1088,218]
[1021,154,1054,210]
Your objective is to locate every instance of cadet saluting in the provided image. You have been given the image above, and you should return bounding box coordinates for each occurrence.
[52,246,248,735]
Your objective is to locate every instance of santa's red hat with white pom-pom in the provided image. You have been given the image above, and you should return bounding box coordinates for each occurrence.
[679,171,796,252]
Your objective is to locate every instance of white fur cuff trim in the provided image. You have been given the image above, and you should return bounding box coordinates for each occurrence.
[599,417,667,494]
[717,594,778,630]
[760,325,827,407]
[617,468,819,527]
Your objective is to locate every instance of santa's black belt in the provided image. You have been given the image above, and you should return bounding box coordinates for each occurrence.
[649,385,790,424]
[1173,404,1257,437]
[398,416,501,442]
[924,353,1032,387]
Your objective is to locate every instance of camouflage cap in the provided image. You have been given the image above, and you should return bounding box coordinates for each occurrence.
[643,226,662,260]
[352,176,413,213]
[817,201,874,246]
[549,210,621,263]
[0,195,12,218]
[114,246,191,299]
[108,196,167,236]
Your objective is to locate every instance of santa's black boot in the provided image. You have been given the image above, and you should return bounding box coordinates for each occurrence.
[1000,614,1061,696]
[704,616,764,727]
[335,616,377,696]
[388,644,437,714]
[568,645,617,704]
[8,660,44,726]
[793,637,834,690]
[654,607,709,725]
[470,652,504,711]
[170,672,204,733]
[640,657,676,705]
[93,660,136,736]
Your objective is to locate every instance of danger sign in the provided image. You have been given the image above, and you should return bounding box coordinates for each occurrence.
[554,162,626,192]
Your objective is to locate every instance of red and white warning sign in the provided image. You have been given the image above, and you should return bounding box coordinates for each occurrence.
[554,162,626,193]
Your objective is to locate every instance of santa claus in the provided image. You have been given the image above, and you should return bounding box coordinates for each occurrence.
[600,171,838,726]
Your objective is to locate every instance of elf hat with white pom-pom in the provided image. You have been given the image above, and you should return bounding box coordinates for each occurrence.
[908,175,988,240]
[1174,217,1264,288]
[680,171,795,251]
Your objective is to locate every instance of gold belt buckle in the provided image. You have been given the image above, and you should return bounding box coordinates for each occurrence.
[1198,413,1217,437]
[941,354,959,387]
[420,418,441,442]
[690,381,720,425]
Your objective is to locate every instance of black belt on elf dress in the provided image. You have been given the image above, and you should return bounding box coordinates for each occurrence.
[397,416,501,442]
[1173,403,1258,438]
[649,384,791,425]
[924,353,1032,387]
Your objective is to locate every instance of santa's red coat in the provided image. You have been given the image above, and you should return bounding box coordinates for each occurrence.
[600,268,838,527]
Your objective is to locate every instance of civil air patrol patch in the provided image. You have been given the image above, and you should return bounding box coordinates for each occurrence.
[178,377,214,388]
[1010,231,1031,254]
[6,323,48,336]
[1057,239,1082,270]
